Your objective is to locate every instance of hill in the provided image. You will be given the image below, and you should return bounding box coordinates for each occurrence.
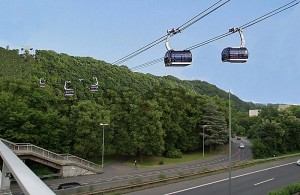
[0,47,262,159]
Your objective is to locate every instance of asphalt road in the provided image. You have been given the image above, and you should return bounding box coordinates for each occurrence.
[127,156,300,195]
[10,139,252,194]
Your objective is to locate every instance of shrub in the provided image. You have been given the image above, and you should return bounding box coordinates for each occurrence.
[165,149,182,158]
[158,174,167,180]
[268,182,300,194]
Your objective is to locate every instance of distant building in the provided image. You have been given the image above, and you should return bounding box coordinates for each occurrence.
[278,104,290,110]
[249,109,261,117]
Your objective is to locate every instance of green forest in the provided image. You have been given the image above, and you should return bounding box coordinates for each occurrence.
[0,47,299,161]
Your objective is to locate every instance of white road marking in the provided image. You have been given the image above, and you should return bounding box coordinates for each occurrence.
[165,162,295,195]
[254,178,274,186]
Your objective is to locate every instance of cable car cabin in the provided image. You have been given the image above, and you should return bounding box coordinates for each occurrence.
[39,83,46,88]
[64,89,74,96]
[90,85,98,92]
[221,47,248,63]
[164,50,192,67]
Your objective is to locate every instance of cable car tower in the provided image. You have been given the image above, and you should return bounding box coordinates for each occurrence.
[221,28,249,63]
[20,45,35,59]
[164,29,192,67]
[90,77,99,92]
[64,81,74,96]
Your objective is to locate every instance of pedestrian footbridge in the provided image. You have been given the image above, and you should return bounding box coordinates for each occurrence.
[0,138,102,177]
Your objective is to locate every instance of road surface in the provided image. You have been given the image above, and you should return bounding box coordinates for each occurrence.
[127,156,300,195]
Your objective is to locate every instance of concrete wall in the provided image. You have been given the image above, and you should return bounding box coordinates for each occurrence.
[61,166,95,177]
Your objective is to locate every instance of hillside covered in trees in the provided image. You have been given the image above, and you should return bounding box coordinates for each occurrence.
[0,47,262,159]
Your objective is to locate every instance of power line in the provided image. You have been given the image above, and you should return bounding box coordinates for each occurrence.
[112,0,230,66]
[131,0,299,71]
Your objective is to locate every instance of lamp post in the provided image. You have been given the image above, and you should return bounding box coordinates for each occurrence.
[100,123,108,171]
[202,125,209,158]
[228,90,232,195]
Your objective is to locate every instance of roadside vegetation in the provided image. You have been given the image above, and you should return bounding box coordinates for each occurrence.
[237,106,300,158]
[268,181,300,195]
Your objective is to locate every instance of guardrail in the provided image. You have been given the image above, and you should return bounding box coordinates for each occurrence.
[0,138,101,173]
[54,153,300,195]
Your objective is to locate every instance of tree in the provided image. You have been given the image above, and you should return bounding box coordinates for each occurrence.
[69,100,110,158]
[201,100,228,154]
[128,99,164,162]
[252,119,285,156]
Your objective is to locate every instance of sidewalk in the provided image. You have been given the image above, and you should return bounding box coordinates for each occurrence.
[107,154,227,175]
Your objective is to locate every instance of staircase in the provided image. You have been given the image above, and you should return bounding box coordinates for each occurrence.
[0,138,102,176]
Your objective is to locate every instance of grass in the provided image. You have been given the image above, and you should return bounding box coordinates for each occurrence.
[88,146,228,168]
[123,146,227,168]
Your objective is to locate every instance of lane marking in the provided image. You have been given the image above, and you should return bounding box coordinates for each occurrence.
[165,162,295,195]
[254,178,274,186]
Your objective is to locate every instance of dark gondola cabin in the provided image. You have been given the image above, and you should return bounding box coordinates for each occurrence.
[39,78,46,88]
[39,83,46,88]
[164,50,192,67]
[64,89,74,96]
[221,47,248,63]
[90,85,98,92]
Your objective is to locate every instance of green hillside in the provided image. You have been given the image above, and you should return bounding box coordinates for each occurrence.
[0,47,259,159]
[162,75,263,112]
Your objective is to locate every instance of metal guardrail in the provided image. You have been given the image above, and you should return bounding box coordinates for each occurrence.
[54,153,300,195]
[0,138,101,173]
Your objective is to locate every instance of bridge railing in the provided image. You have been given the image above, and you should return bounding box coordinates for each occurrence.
[0,140,55,195]
[0,138,101,173]
[60,154,101,171]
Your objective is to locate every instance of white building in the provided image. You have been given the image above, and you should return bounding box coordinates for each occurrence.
[278,104,290,110]
[249,109,261,117]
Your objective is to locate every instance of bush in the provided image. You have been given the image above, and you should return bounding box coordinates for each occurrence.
[159,160,164,165]
[158,174,167,180]
[165,149,182,158]
[268,182,300,194]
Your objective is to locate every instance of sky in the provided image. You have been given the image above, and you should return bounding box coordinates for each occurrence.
[1,0,299,105]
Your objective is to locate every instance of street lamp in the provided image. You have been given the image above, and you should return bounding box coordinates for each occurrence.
[228,90,232,195]
[100,123,109,171]
[202,125,209,158]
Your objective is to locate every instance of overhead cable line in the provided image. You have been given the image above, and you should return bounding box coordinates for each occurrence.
[178,0,230,32]
[187,0,299,50]
[112,0,230,66]
[131,58,164,71]
[240,0,299,29]
[131,0,299,71]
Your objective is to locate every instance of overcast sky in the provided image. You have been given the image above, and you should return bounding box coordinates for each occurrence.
[1,0,299,104]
